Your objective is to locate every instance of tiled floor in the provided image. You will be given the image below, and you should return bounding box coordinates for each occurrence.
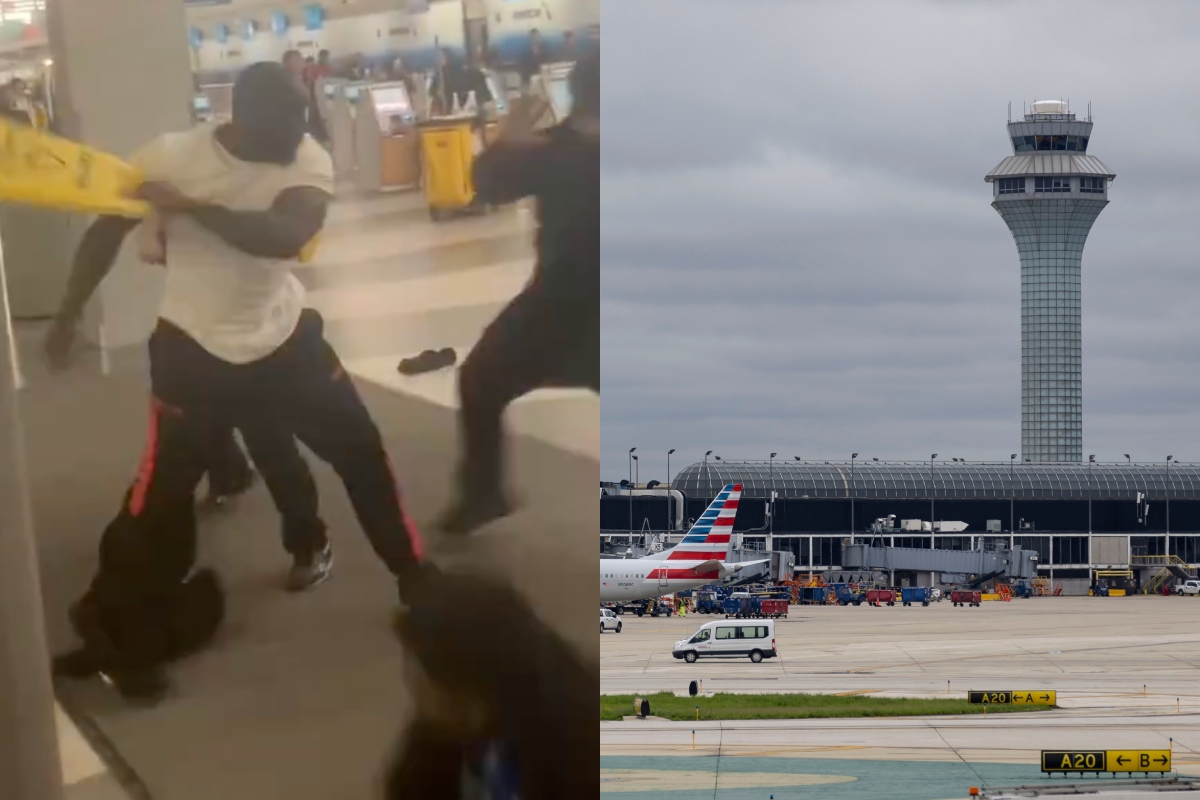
[32,186,596,797]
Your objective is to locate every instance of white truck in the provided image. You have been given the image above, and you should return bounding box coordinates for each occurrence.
[1174,580,1200,596]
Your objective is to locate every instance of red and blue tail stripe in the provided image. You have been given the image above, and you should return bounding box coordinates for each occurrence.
[666,483,742,561]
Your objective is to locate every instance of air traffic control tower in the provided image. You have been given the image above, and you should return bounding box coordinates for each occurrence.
[985,100,1115,463]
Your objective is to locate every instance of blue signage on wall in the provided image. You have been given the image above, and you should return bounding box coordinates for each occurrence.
[241,20,257,39]
[214,24,229,44]
[270,12,290,35]
[303,5,325,31]
[188,27,203,47]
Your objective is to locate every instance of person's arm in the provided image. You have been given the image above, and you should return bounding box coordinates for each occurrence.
[138,183,330,261]
[189,187,330,260]
[55,216,140,323]
[472,139,551,205]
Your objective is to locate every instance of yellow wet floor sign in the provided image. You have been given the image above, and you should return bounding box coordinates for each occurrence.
[0,118,321,262]
[0,117,147,217]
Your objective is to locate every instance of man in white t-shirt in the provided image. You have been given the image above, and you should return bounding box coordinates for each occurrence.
[53,62,427,702]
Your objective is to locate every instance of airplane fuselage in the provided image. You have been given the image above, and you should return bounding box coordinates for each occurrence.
[599,558,721,603]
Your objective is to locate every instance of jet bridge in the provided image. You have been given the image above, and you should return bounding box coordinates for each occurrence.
[841,543,1038,581]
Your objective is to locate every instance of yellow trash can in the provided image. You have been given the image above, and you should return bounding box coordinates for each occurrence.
[418,117,483,221]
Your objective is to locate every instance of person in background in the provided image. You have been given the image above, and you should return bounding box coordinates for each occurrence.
[315,49,334,81]
[283,49,329,146]
[517,28,546,90]
[437,52,599,535]
[559,30,577,62]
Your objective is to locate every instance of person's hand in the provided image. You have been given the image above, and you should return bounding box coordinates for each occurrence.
[43,316,78,372]
[134,182,195,213]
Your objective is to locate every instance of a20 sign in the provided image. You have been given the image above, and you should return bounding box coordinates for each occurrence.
[1042,750,1171,773]
[968,690,1056,705]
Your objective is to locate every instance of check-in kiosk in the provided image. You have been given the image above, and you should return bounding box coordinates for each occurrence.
[325,80,367,183]
[192,94,214,124]
[354,81,421,193]
[198,83,234,123]
[531,62,573,128]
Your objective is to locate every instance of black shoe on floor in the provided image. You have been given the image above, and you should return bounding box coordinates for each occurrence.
[53,647,103,680]
[286,542,334,592]
[398,348,458,376]
[435,493,516,537]
[105,665,169,706]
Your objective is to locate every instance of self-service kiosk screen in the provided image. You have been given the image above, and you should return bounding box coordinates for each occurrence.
[547,77,571,119]
[371,86,414,129]
[344,85,362,104]
[486,73,507,114]
[193,95,211,114]
[324,83,336,99]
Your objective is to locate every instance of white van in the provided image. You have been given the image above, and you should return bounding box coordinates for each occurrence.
[671,619,777,663]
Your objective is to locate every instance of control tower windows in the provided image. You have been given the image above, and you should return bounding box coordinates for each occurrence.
[1012,136,1036,152]
[1034,176,1071,193]
[998,177,1026,195]
[1080,177,1105,194]
[1035,135,1053,150]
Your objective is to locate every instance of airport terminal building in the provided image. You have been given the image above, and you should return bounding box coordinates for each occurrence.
[600,460,1200,591]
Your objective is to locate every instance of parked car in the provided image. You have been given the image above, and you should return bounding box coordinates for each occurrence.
[601,608,622,633]
[672,619,778,663]
[1175,580,1200,596]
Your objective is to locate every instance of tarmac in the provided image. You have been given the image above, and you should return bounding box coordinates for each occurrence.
[600,595,1200,799]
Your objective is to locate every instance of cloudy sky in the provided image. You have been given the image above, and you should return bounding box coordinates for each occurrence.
[601,0,1200,482]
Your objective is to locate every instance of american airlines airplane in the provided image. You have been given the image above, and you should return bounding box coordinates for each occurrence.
[600,484,770,603]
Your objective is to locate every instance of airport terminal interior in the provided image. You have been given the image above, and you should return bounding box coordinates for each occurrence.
[0,1,598,798]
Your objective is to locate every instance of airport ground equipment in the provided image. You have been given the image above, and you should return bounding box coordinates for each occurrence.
[760,599,788,618]
[831,583,865,606]
[901,587,932,606]
[951,590,982,607]
[866,589,896,607]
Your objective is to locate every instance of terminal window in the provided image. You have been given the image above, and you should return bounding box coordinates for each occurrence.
[1034,176,1071,193]
[1080,177,1105,194]
[1016,135,1088,153]
[998,177,1026,195]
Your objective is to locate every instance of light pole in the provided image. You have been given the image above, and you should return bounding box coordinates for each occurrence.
[667,448,675,531]
[1167,455,1174,547]
[628,447,636,544]
[1010,454,1017,548]
[704,450,713,500]
[930,454,938,535]
[850,453,858,537]
[1088,455,1095,536]
[769,453,777,552]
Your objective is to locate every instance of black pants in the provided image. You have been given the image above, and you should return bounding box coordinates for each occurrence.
[82,310,424,666]
[205,424,328,558]
[456,288,599,497]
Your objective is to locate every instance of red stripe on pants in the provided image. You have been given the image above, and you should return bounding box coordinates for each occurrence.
[128,397,168,517]
[385,453,425,561]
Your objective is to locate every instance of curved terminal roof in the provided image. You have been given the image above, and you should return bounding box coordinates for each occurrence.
[985,153,1115,182]
[673,460,1200,501]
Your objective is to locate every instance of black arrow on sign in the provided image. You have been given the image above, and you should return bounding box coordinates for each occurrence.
[1039,694,1049,701]
[1116,756,1129,765]
[1155,756,1169,765]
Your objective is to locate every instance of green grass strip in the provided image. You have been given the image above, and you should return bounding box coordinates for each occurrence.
[601,692,1055,721]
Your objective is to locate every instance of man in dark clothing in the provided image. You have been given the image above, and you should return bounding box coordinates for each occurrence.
[437,52,599,535]
[283,49,330,145]
[517,29,547,90]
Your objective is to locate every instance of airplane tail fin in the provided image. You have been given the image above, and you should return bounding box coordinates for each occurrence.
[665,483,742,562]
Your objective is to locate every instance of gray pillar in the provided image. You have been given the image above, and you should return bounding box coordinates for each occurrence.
[0,239,64,800]
[46,0,193,353]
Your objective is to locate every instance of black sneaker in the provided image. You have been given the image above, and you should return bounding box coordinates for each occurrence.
[52,647,103,680]
[105,665,169,706]
[286,542,334,592]
[435,493,516,537]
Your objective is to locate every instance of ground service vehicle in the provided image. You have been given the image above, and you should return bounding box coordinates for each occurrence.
[672,619,778,663]
[600,608,622,633]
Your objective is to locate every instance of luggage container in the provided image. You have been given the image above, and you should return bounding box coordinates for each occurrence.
[900,587,931,607]
[831,583,864,606]
[736,596,763,618]
[760,599,788,618]
[950,589,981,607]
[866,589,895,607]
